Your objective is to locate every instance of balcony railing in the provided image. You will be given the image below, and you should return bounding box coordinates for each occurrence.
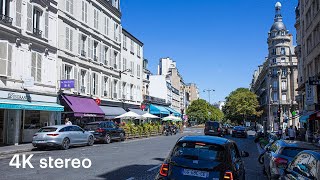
[33,28,42,37]
[81,50,86,57]
[0,14,13,24]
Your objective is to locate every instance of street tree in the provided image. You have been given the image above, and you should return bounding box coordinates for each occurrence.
[222,88,262,125]
[186,99,224,124]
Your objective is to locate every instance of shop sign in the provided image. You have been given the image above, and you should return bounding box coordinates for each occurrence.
[60,80,75,89]
[83,114,97,117]
[7,92,31,101]
[306,83,314,105]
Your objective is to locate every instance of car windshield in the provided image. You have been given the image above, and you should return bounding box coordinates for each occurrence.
[171,141,225,162]
[281,147,308,158]
[84,124,100,130]
[206,122,219,128]
[38,127,57,132]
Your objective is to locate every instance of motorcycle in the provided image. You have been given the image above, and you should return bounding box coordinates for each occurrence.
[163,126,172,136]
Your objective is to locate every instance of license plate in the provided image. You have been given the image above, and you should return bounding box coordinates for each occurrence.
[182,169,209,178]
[35,140,45,143]
[209,130,214,132]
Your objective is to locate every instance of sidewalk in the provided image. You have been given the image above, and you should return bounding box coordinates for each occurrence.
[0,144,34,156]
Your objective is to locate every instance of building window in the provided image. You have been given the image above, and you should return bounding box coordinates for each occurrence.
[282,93,287,101]
[123,35,127,50]
[273,81,278,88]
[81,35,86,57]
[272,49,276,55]
[113,80,118,98]
[137,64,140,77]
[123,58,127,70]
[281,58,285,62]
[282,68,287,76]
[273,92,278,101]
[130,61,134,75]
[104,47,108,65]
[281,80,287,90]
[114,23,119,41]
[113,51,118,69]
[93,41,98,61]
[272,58,276,64]
[65,26,73,51]
[33,8,42,35]
[103,77,109,97]
[65,0,73,15]
[31,52,42,82]
[81,1,87,23]
[272,68,277,76]
[280,47,286,55]
[281,31,285,36]
[0,0,10,17]
[130,40,134,53]
[92,73,98,95]
[80,70,87,94]
[137,45,141,57]
[94,9,99,29]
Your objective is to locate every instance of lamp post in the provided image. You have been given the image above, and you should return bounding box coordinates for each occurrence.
[203,89,215,104]
[119,69,131,78]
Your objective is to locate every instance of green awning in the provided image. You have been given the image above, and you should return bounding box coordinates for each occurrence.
[0,99,64,111]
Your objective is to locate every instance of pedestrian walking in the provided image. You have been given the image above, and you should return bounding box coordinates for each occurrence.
[288,126,295,140]
[65,118,72,125]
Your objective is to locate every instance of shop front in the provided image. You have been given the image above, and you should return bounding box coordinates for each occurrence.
[0,90,63,145]
[59,95,105,127]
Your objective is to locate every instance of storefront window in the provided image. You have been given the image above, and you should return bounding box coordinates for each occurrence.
[24,110,50,129]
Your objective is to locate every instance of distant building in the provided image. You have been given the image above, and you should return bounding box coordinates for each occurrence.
[250,2,298,130]
[214,101,225,111]
[186,83,200,102]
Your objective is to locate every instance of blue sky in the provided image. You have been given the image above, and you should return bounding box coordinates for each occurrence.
[121,0,298,103]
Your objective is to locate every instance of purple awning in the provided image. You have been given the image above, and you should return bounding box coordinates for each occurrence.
[62,95,104,117]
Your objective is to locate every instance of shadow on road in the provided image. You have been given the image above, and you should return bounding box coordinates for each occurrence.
[97,164,158,180]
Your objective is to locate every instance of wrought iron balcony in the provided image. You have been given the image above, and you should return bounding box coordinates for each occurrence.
[0,14,13,24]
[81,50,86,57]
[33,28,42,37]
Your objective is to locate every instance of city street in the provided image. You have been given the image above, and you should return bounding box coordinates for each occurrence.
[0,128,267,180]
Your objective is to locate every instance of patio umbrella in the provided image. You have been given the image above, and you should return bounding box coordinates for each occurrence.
[141,113,159,119]
[162,115,180,121]
[115,111,140,119]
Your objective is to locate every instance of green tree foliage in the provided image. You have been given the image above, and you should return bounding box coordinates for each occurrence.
[222,88,262,124]
[186,99,224,124]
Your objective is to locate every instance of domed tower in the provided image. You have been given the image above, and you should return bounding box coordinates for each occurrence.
[266,2,298,130]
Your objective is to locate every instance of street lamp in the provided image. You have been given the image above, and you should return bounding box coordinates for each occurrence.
[203,89,215,104]
[119,69,131,78]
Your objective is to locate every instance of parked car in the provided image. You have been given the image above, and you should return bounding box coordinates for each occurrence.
[155,135,249,180]
[231,126,247,138]
[281,150,320,180]
[204,121,223,137]
[32,125,94,150]
[263,140,319,179]
[83,121,125,144]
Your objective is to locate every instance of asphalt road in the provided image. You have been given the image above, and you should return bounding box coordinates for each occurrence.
[0,128,266,180]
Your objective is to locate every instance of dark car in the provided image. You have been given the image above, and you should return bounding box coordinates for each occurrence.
[155,135,249,180]
[232,126,247,138]
[281,150,320,180]
[204,121,223,137]
[83,121,125,144]
[264,140,319,179]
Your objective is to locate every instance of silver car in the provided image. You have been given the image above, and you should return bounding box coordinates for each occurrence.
[32,125,94,150]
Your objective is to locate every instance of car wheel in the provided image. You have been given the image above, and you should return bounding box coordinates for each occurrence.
[61,138,70,150]
[104,134,111,144]
[87,135,94,146]
[119,133,125,141]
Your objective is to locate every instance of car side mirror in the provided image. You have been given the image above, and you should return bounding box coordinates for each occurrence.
[240,151,249,157]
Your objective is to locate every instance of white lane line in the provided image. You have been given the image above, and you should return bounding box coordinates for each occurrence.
[147,164,161,172]
[126,177,135,180]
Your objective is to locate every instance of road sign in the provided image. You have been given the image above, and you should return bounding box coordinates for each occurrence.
[60,80,75,89]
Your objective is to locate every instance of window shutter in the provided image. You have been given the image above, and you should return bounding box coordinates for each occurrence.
[70,0,74,15]
[101,76,104,96]
[91,39,94,59]
[87,36,91,59]
[15,0,22,28]
[104,16,107,35]
[81,1,84,21]
[109,48,112,66]
[109,78,112,98]
[118,53,121,71]
[26,3,33,32]
[86,71,90,94]
[65,27,70,50]
[107,18,110,36]
[37,53,42,82]
[95,74,99,96]
[118,81,121,99]
[78,33,81,55]
[66,0,70,12]
[74,66,78,91]
[119,26,122,43]
[70,29,73,52]
[61,64,65,80]
[31,52,37,80]
[85,2,88,23]
[44,12,49,39]
[7,44,12,77]
[99,43,102,63]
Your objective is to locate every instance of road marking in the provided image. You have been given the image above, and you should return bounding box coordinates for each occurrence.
[126,177,135,180]
[147,164,161,172]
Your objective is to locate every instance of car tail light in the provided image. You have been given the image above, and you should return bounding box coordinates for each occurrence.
[47,134,59,136]
[274,157,288,168]
[218,128,221,132]
[159,163,169,177]
[224,171,233,180]
[96,128,105,133]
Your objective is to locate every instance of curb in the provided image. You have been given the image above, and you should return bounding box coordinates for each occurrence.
[0,148,34,156]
